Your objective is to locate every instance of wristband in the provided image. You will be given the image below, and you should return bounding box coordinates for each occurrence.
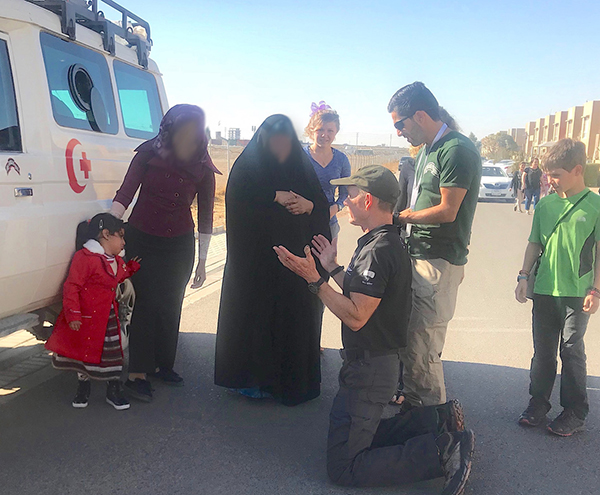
[329,265,345,277]
[519,270,530,276]
[517,275,529,282]
[588,287,600,298]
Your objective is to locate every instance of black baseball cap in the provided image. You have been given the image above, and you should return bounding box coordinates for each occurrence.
[331,165,399,205]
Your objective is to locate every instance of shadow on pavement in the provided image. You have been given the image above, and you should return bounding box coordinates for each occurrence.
[0,333,598,495]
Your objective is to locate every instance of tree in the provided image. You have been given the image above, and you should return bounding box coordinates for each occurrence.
[206,126,212,141]
[480,132,519,161]
[468,132,482,152]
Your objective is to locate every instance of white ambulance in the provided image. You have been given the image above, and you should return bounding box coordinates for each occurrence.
[0,0,168,338]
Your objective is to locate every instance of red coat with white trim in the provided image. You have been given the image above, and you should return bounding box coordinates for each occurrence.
[45,248,140,364]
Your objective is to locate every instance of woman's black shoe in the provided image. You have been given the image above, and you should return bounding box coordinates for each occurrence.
[148,368,184,387]
[106,381,131,410]
[124,378,153,402]
[72,380,91,408]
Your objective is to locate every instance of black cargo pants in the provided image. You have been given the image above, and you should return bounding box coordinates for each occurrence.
[327,351,444,487]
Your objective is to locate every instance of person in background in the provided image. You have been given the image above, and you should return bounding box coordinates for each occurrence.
[511,162,526,213]
[110,104,219,402]
[45,214,140,410]
[395,156,416,228]
[215,114,331,406]
[523,157,542,214]
[304,102,351,240]
[274,165,475,495]
[391,82,482,411]
[516,139,600,436]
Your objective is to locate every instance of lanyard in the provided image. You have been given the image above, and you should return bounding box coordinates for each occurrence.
[407,123,448,235]
[410,123,448,211]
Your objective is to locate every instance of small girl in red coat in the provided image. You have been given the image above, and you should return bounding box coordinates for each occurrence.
[46,213,140,410]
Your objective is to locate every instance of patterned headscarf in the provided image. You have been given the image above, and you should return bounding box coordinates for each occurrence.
[136,104,220,177]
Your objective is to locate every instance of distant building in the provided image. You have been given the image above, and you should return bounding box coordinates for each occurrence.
[210,131,226,146]
[566,106,584,140]
[228,128,241,141]
[553,110,568,142]
[580,100,600,161]
[507,128,526,150]
[525,121,535,156]
[522,100,600,160]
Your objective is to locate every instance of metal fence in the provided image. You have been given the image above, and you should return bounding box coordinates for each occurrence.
[207,143,408,185]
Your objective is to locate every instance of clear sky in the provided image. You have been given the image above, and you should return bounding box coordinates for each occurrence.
[121,0,600,145]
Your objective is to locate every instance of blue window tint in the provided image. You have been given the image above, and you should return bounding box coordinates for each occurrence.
[114,60,162,139]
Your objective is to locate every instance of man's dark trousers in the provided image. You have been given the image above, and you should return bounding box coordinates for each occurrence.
[327,352,444,487]
[530,295,590,419]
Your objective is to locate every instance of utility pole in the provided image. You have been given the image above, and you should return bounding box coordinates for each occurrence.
[356,132,358,146]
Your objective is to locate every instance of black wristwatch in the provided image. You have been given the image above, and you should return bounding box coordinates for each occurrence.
[308,277,326,294]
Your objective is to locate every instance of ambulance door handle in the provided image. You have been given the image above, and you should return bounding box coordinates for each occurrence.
[14,187,33,197]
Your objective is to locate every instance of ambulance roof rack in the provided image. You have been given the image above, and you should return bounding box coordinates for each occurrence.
[26,0,153,68]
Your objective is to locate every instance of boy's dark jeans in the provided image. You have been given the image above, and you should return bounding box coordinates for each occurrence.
[530,295,590,420]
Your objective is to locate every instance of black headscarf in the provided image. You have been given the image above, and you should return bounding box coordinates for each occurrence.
[225,114,330,254]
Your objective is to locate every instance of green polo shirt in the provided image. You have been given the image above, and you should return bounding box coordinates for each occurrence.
[409,131,482,266]
[530,188,600,297]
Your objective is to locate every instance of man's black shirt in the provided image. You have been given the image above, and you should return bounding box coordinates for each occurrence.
[525,167,542,190]
[342,224,412,351]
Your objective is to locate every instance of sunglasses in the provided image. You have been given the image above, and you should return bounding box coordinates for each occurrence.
[394,115,413,131]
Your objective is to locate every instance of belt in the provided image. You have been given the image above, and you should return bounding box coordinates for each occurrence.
[339,348,400,362]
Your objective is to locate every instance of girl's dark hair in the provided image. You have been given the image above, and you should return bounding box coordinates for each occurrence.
[75,213,125,250]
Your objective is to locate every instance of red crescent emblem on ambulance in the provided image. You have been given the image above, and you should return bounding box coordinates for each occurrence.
[66,139,92,194]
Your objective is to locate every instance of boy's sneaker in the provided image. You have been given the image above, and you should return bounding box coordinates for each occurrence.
[72,380,91,408]
[437,399,465,433]
[436,430,475,495]
[547,409,585,437]
[106,381,131,410]
[518,400,548,427]
[148,368,184,387]
[124,378,153,402]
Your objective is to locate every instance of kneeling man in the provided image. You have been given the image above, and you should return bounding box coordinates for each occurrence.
[274,165,475,495]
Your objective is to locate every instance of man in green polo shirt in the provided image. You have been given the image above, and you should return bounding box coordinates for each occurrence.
[516,139,600,437]
[389,82,482,409]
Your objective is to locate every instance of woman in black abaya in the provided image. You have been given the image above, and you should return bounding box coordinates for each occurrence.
[215,114,330,406]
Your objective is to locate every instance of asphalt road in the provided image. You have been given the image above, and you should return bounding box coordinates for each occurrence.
[1,202,599,495]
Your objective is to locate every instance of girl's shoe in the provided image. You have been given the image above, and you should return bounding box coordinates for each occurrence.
[106,381,131,410]
[148,368,184,387]
[124,378,153,402]
[72,380,91,408]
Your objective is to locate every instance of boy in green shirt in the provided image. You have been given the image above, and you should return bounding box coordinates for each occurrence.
[515,139,600,436]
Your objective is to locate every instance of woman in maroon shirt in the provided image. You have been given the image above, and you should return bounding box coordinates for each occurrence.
[110,104,219,402]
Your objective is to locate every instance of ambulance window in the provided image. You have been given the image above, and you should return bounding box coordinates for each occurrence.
[113,61,162,139]
[40,32,118,134]
[0,40,22,152]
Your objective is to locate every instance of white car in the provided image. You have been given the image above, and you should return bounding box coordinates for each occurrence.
[478,165,513,202]
[0,0,168,337]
